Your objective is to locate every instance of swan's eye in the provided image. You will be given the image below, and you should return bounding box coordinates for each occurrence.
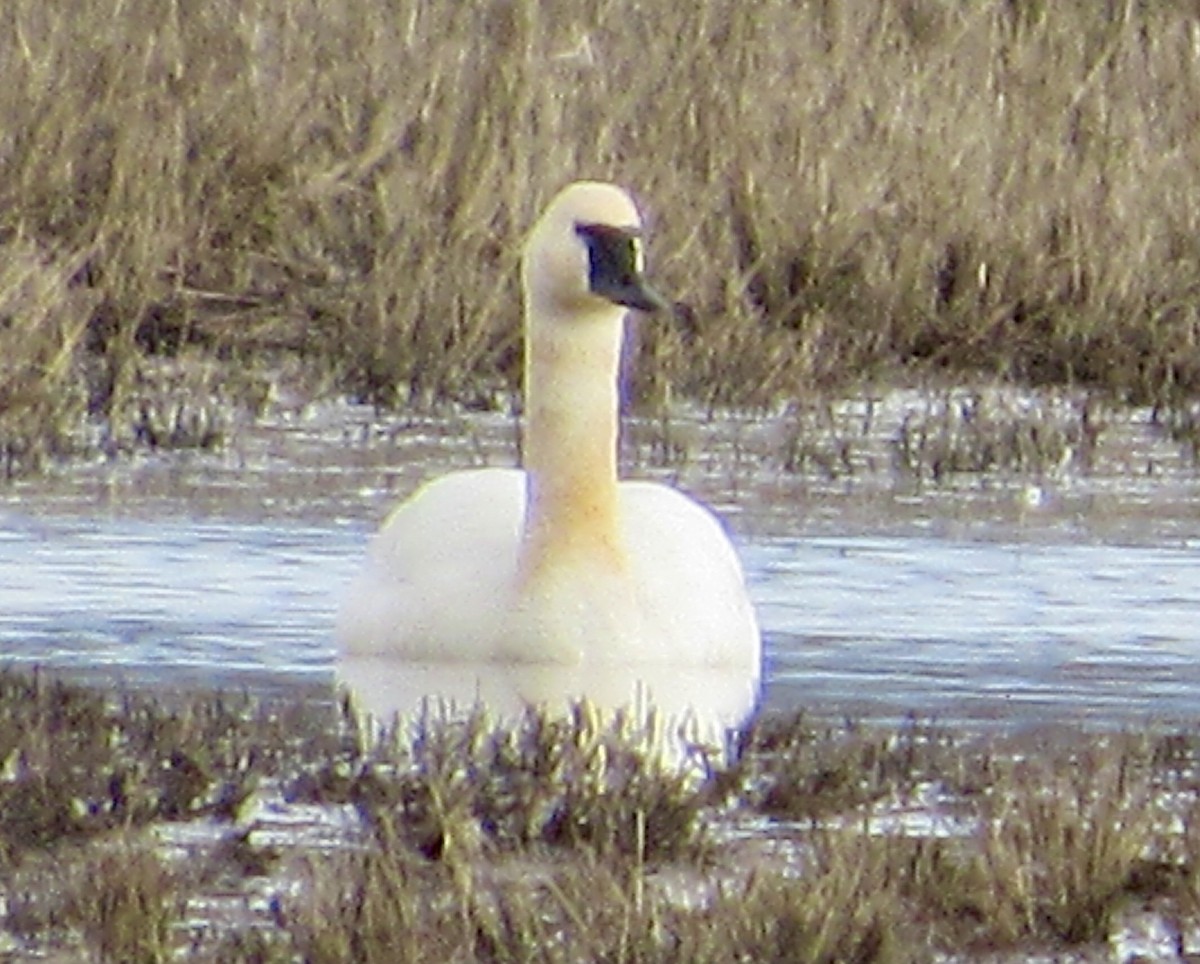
[631,236,645,274]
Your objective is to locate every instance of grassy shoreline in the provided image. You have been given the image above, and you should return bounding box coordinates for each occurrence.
[6,1,1200,475]
[2,669,1200,962]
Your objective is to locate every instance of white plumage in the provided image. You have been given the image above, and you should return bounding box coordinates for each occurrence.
[336,182,760,681]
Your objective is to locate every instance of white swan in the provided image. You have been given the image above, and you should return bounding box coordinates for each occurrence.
[336,182,760,677]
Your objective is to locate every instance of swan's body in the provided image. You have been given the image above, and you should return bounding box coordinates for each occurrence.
[336,182,759,677]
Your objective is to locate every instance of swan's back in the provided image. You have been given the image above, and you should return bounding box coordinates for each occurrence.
[617,481,759,672]
[336,468,524,659]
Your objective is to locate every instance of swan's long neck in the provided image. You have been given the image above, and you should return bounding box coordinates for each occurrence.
[518,302,627,582]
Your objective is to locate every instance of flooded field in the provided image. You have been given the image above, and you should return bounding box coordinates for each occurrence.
[3,385,1200,730]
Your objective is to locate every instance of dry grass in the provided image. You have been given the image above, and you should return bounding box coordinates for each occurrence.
[0,670,342,869]
[5,672,1200,960]
[301,700,709,863]
[295,834,921,964]
[5,0,1200,472]
[905,738,1176,950]
[727,712,972,821]
[8,842,184,964]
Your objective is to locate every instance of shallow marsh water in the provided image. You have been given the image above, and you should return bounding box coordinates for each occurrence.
[4,386,1200,732]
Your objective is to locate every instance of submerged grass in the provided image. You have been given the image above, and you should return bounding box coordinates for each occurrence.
[5,671,1200,960]
[7,0,1200,472]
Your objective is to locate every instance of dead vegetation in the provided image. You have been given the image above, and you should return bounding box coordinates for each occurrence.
[6,0,1200,474]
[2,670,1200,961]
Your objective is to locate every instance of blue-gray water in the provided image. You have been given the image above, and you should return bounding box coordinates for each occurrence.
[4,393,1200,728]
[2,516,1200,726]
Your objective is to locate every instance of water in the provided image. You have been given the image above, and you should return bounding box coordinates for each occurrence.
[0,513,348,691]
[755,537,1200,725]
[4,391,1200,729]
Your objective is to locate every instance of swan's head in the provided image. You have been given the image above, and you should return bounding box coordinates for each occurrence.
[522,181,669,317]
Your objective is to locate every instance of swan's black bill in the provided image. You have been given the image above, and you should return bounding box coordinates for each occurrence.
[576,222,670,313]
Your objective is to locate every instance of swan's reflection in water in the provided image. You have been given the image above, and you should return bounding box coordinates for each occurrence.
[338,657,760,762]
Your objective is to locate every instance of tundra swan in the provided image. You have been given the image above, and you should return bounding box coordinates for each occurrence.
[336,182,760,677]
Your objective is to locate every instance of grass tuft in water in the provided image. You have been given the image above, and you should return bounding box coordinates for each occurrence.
[0,670,343,866]
[299,700,709,864]
[902,735,1187,951]
[890,388,1101,482]
[297,836,919,964]
[8,840,184,964]
[730,711,967,821]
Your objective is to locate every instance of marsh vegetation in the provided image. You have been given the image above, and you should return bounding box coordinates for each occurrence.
[6,0,1200,475]
[2,670,1200,961]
